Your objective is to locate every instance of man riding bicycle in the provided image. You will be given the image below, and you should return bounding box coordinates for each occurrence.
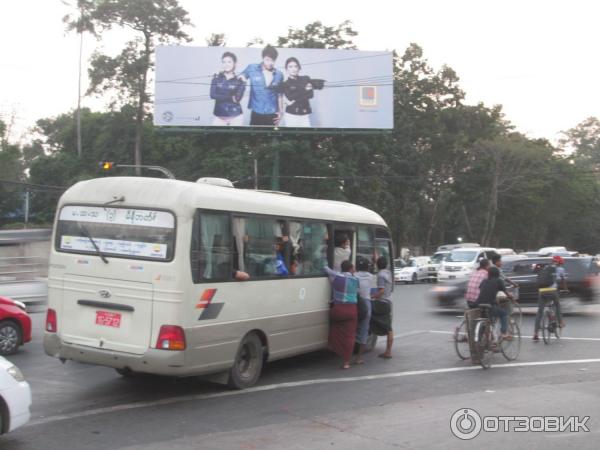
[533,255,567,342]
[474,266,514,341]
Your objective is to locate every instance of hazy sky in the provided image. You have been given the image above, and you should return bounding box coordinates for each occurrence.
[1,0,598,143]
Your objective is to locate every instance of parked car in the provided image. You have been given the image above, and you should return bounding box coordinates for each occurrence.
[0,356,31,434]
[430,256,599,308]
[425,251,449,282]
[437,247,497,282]
[496,248,516,256]
[0,296,32,355]
[436,243,480,252]
[395,256,430,283]
[537,246,567,256]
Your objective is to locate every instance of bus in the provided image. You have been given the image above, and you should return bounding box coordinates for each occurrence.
[43,177,393,388]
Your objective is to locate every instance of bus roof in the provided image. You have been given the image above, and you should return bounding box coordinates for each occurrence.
[59,177,387,226]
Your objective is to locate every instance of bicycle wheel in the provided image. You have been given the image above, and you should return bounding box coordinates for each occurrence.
[511,301,523,328]
[500,319,521,361]
[453,319,470,360]
[552,303,562,341]
[541,308,558,345]
[474,321,492,369]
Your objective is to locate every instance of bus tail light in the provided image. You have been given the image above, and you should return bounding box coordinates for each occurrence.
[46,308,57,332]
[156,325,186,350]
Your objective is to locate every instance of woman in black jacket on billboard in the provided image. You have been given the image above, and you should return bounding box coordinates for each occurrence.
[276,57,322,128]
[210,52,246,126]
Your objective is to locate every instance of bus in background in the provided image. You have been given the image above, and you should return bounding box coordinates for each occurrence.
[43,177,393,388]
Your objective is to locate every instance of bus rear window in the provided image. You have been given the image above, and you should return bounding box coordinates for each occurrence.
[56,205,176,262]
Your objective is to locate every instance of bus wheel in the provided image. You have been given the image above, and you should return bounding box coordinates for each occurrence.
[228,333,264,390]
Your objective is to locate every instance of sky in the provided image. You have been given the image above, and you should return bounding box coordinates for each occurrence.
[1,0,599,144]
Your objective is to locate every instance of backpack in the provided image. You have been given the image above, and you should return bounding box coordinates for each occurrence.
[537,265,556,288]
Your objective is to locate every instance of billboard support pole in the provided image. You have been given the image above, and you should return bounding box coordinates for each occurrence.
[254,158,258,190]
[271,136,280,191]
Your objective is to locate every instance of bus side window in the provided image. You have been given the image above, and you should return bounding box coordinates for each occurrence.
[191,211,232,282]
[289,221,328,276]
[357,226,375,272]
[244,217,288,278]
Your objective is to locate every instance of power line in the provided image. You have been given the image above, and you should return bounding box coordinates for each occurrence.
[156,52,393,83]
[0,179,66,191]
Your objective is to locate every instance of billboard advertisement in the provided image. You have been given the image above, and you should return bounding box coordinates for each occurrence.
[154,45,393,129]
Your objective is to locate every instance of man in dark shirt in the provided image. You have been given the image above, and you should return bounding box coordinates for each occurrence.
[475,266,514,339]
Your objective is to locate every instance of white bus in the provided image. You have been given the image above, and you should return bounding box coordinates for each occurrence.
[43,177,393,388]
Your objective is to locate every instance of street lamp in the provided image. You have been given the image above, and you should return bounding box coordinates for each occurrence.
[457,237,463,243]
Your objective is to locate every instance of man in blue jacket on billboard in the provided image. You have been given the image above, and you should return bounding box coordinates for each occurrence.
[240,45,284,126]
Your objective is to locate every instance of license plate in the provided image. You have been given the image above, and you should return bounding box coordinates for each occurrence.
[449,275,456,279]
[95,311,121,328]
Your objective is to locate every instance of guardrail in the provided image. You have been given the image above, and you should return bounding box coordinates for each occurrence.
[0,256,48,281]
[0,256,48,312]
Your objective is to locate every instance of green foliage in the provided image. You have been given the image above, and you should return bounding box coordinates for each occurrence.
[277,20,358,49]
[14,18,600,253]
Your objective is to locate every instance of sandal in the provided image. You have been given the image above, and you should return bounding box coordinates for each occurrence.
[378,353,392,359]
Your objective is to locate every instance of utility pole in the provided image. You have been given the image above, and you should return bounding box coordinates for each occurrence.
[76,29,83,158]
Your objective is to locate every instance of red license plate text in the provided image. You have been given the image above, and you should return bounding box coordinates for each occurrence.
[95,311,121,328]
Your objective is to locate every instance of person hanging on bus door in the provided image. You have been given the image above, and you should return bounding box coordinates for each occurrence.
[333,233,351,272]
[325,260,359,369]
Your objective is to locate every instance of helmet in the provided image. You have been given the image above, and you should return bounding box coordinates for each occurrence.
[552,255,564,265]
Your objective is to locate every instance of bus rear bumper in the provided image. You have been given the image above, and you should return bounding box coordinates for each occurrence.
[43,333,222,377]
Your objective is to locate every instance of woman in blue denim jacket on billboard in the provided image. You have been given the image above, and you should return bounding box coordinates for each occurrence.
[210,52,246,126]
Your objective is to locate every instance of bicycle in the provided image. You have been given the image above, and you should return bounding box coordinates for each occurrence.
[453,314,470,360]
[473,304,521,369]
[539,288,562,344]
[454,287,521,361]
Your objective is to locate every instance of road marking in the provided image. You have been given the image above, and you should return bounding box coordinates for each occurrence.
[26,357,600,428]
[429,330,600,341]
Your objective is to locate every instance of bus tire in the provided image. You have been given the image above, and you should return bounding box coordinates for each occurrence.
[227,332,264,390]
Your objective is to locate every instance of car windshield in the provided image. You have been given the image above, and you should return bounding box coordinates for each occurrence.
[431,253,447,263]
[446,250,478,263]
[406,259,417,267]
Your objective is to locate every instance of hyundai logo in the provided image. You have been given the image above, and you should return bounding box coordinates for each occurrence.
[98,290,111,299]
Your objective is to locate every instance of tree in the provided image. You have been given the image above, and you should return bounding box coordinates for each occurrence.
[277,20,358,49]
[206,33,226,47]
[69,0,191,173]
[560,117,600,165]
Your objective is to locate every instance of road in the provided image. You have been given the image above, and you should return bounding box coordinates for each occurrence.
[2,283,600,449]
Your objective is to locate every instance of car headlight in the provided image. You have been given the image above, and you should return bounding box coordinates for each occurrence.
[7,365,25,382]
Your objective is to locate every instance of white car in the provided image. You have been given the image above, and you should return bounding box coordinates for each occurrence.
[425,251,449,281]
[395,256,430,283]
[0,357,31,434]
[437,247,497,282]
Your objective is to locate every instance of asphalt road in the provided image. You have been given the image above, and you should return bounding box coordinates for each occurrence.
[3,283,600,449]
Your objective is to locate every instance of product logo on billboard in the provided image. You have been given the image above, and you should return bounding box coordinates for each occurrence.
[162,111,174,122]
[359,86,378,107]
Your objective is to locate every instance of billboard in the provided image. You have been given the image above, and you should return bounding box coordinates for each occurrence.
[154,46,393,129]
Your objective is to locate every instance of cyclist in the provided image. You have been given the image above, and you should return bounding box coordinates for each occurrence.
[490,253,519,288]
[533,255,567,342]
[465,259,490,308]
[474,266,514,340]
